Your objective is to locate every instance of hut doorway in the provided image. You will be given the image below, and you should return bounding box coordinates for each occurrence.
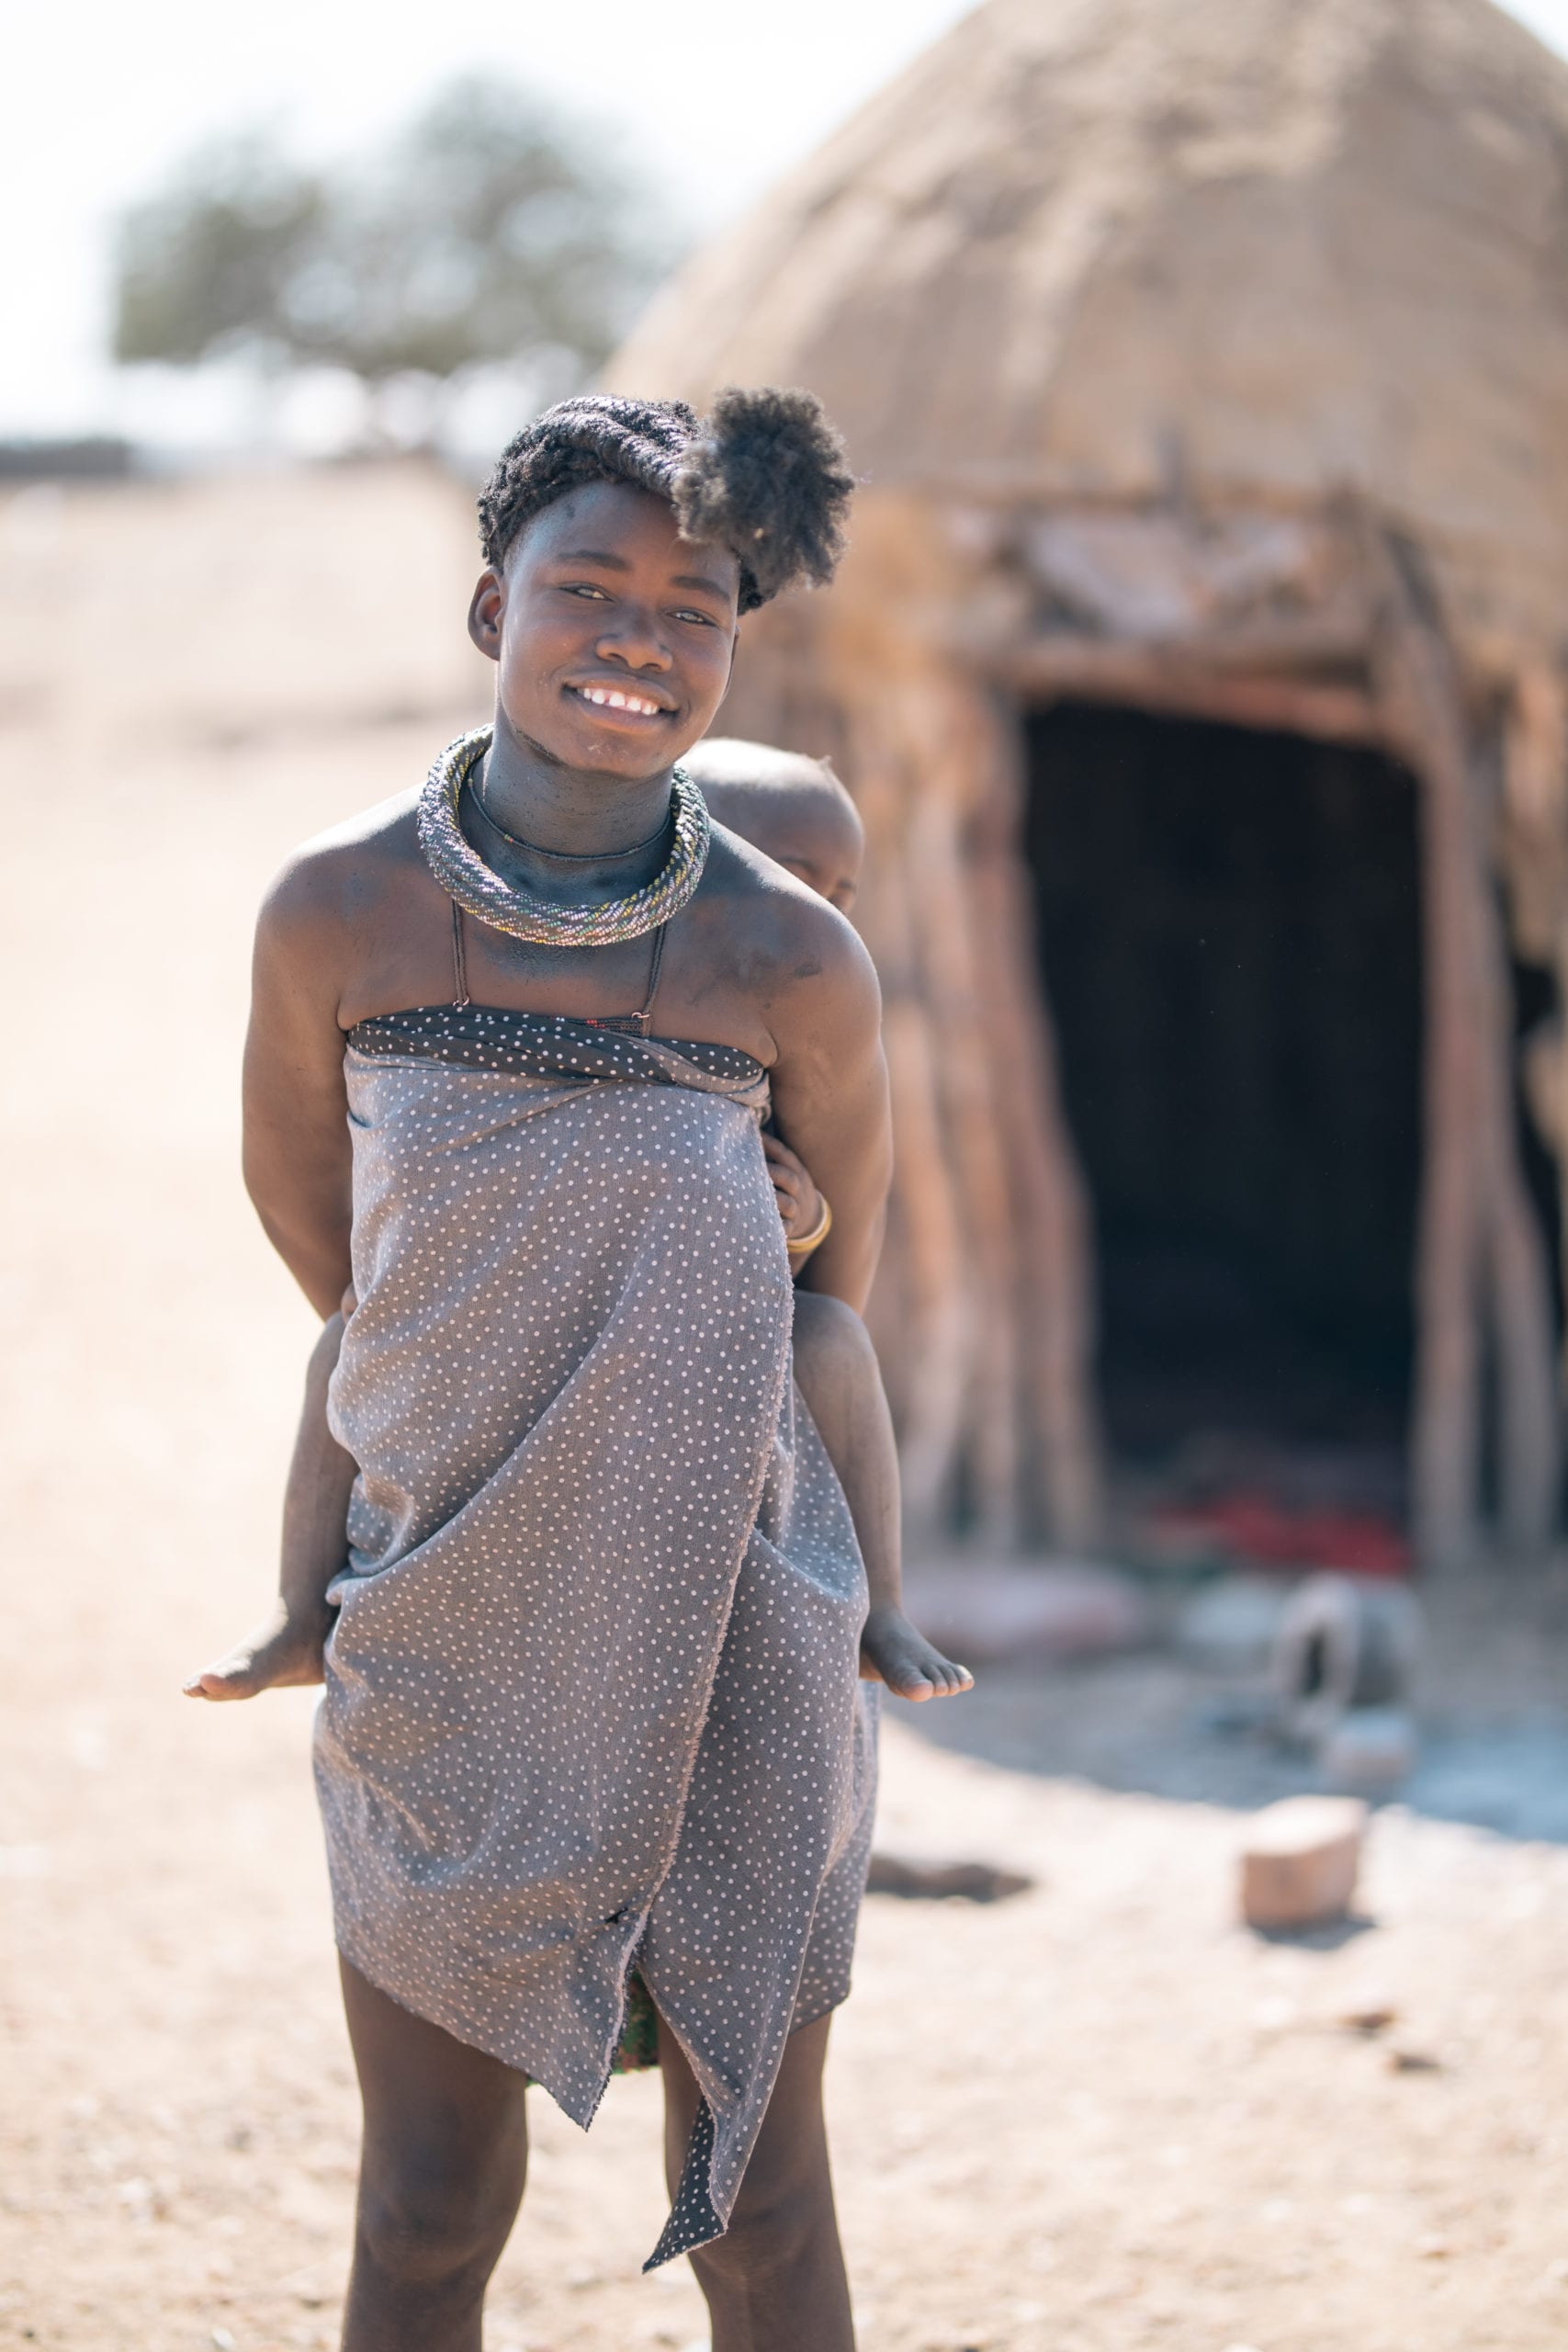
[1023,701,1424,1498]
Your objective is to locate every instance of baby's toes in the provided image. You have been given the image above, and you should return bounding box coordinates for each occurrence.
[920,1648,973,1698]
[862,1637,932,1700]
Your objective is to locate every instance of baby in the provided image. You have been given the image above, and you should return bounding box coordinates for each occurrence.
[187,740,970,1708]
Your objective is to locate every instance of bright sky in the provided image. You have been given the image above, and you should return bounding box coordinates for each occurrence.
[6,0,1568,445]
[4,0,976,444]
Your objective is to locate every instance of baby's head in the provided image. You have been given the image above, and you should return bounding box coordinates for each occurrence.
[682,738,864,914]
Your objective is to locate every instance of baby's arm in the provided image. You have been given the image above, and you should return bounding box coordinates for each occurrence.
[768,1134,971,1702]
[791,1293,971,1701]
[183,1313,354,1701]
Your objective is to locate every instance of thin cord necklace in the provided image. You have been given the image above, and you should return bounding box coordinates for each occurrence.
[468,771,672,865]
[419,725,710,948]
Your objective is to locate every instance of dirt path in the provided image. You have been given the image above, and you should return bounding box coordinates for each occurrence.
[5,470,1568,2352]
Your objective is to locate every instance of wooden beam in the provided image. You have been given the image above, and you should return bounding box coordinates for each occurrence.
[991,640,1382,747]
[1377,589,1483,1569]
[904,778,1023,1546]
[1487,1107,1562,1553]
[976,612,1371,676]
[1476,740,1561,1554]
[1369,526,1561,1566]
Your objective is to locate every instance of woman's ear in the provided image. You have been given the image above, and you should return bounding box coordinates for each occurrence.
[468,569,505,662]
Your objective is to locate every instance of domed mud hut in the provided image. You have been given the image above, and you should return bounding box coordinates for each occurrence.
[608,0,1568,1570]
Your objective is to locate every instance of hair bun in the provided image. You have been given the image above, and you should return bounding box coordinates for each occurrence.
[673,387,854,612]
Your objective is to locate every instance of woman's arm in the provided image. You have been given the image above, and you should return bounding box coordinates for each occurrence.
[242,856,357,1317]
[185,1311,355,1699]
[186,851,360,1700]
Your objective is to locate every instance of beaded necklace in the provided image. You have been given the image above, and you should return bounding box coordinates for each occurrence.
[418,725,710,947]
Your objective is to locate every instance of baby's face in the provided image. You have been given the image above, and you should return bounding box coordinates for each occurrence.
[740,793,865,914]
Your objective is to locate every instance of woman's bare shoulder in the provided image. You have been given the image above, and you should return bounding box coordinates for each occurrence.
[258,786,424,943]
[703,826,878,1001]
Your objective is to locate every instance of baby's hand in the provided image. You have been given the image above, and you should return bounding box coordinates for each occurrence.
[763,1132,824,1242]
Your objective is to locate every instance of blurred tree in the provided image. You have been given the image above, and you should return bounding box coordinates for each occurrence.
[113,134,328,370]
[112,80,671,442]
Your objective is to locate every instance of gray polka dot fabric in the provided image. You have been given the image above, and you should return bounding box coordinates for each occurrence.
[316,1002,878,2268]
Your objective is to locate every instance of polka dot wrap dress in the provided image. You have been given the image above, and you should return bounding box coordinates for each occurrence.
[315,1003,879,2267]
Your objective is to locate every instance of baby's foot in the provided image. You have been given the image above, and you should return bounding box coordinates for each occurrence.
[860,1604,974,1702]
[183,1601,331,1702]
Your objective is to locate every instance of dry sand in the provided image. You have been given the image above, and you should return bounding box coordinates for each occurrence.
[4,466,1568,2352]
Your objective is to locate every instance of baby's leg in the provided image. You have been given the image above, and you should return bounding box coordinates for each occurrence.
[791,1292,971,1702]
[184,1313,354,1700]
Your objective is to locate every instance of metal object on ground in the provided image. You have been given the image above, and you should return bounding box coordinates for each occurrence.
[1318,1706,1420,1794]
[1271,1574,1423,1749]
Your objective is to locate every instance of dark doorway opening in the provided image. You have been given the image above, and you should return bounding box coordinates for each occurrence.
[1024,701,1424,1498]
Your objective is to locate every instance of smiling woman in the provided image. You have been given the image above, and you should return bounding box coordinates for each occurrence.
[186,386,969,2352]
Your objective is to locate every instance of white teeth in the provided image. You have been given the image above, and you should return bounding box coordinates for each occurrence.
[578,684,661,715]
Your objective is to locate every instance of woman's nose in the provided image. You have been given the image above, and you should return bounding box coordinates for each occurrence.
[595,609,673,671]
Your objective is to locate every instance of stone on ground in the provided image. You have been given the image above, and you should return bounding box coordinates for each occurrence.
[1239,1794,1368,1930]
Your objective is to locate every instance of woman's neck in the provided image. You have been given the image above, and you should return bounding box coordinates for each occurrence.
[470,718,677,900]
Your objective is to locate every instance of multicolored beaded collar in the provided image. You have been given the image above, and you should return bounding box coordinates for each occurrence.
[417,725,711,948]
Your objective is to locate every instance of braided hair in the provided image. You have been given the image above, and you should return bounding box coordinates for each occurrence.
[477,387,853,613]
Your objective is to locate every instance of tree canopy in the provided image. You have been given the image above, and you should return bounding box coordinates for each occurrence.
[113,80,671,416]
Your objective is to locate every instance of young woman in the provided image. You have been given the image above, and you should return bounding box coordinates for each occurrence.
[192,742,968,1715]
[224,390,953,2352]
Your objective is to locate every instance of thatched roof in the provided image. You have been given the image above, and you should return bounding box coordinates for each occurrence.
[608,0,1568,666]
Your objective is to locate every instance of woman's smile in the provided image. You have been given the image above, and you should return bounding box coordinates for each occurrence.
[565,677,676,721]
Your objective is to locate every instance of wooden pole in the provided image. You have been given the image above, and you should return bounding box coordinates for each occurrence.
[983,854,1108,1548]
[1371,526,1561,1565]
[910,804,1023,1550]
[1500,669,1568,1535]
[1473,822,1562,1553]
[1486,1108,1562,1552]
[1371,539,1483,1571]
[845,700,1023,1544]
[841,718,976,1538]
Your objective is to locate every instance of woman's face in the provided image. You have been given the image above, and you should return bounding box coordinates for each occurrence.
[470,480,741,780]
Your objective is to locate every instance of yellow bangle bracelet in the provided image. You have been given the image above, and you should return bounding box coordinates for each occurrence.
[786,1194,833,1261]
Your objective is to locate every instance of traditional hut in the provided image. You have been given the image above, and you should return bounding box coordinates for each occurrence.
[607,0,1568,1569]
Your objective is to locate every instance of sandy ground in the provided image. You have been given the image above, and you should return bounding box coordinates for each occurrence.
[5,468,1568,2352]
